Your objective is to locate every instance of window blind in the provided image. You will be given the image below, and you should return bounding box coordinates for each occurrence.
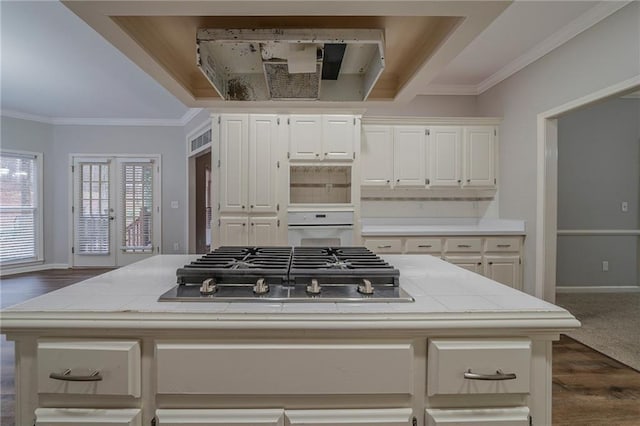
[77,162,111,255]
[121,162,154,252]
[0,152,39,264]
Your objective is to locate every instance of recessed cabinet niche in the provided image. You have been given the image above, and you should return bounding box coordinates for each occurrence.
[361,122,497,190]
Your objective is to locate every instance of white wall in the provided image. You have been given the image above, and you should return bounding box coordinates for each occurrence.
[477,3,640,294]
[363,95,477,117]
[556,98,640,287]
[1,116,188,266]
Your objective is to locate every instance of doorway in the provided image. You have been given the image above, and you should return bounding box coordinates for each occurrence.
[71,155,161,267]
[195,151,212,253]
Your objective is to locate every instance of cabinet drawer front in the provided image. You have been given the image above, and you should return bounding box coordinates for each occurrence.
[485,237,521,252]
[427,339,531,396]
[426,407,530,426]
[444,238,482,253]
[363,239,403,253]
[405,238,442,253]
[157,343,413,395]
[156,409,284,425]
[37,341,140,397]
[35,408,141,426]
[286,408,412,426]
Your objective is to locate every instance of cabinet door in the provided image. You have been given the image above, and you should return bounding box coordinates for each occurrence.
[322,115,355,160]
[220,114,248,213]
[393,126,426,187]
[464,126,495,188]
[219,216,248,246]
[35,408,141,426]
[249,115,278,213]
[444,255,483,274]
[429,126,462,187]
[156,409,284,426]
[286,408,412,426]
[484,255,521,290]
[249,217,279,246]
[289,115,322,160]
[361,125,393,186]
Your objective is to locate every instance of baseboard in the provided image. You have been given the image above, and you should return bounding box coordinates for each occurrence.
[556,285,640,293]
[0,263,70,277]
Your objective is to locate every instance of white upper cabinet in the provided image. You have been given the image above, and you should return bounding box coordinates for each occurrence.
[464,126,496,188]
[361,125,394,186]
[393,126,427,187]
[289,114,356,161]
[219,114,249,213]
[249,115,279,213]
[289,115,322,160]
[323,115,355,160]
[429,126,462,188]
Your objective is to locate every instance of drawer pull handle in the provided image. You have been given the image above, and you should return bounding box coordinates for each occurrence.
[497,244,512,248]
[50,369,103,382]
[457,244,472,248]
[464,369,517,381]
[418,245,432,248]
[377,245,392,249]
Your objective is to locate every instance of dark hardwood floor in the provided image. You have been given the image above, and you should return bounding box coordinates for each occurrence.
[1,269,639,425]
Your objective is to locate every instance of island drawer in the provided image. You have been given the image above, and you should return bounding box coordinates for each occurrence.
[444,238,482,253]
[405,238,442,253]
[426,407,530,425]
[37,340,141,397]
[35,408,141,425]
[485,237,522,252]
[427,338,531,396]
[363,238,403,253]
[156,342,414,395]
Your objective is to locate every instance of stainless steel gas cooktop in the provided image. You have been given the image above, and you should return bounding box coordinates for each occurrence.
[159,246,414,303]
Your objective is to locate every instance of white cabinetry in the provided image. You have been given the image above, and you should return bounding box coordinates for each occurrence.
[35,408,142,426]
[361,122,497,191]
[156,409,285,426]
[286,408,412,426]
[362,235,523,290]
[394,126,427,187]
[361,125,394,186]
[215,114,283,247]
[289,114,355,161]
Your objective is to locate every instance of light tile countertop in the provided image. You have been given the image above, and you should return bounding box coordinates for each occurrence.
[360,218,526,236]
[0,254,578,332]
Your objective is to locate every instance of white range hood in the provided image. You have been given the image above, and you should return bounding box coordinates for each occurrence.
[196,28,385,101]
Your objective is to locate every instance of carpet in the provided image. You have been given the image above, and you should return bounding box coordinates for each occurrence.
[555,292,640,371]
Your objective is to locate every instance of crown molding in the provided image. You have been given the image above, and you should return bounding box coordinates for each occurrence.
[1,108,204,127]
[476,1,631,95]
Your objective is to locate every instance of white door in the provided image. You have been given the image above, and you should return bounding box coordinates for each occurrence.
[289,115,321,160]
[219,216,248,246]
[445,255,483,274]
[429,126,462,187]
[393,126,426,187]
[220,114,248,213]
[464,126,495,188]
[361,125,393,186]
[249,216,279,246]
[484,255,521,290]
[322,115,355,160]
[248,115,278,214]
[72,156,160,267]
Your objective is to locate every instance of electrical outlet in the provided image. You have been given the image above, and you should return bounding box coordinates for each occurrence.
[173,242,180,251]
[621,201,628,212]
[602,261,609,272]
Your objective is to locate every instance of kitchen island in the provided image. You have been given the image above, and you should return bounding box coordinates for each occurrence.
[1,254,579,426]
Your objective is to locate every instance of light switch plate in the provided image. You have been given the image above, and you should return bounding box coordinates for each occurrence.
[171,201,179,209]
[621,201,628,212]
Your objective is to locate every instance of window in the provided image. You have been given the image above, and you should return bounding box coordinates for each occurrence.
[121,161,154,252]
[77,161,111,255]
[0,150,43,265]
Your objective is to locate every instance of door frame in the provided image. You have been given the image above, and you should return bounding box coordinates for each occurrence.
[536,75,640,302]
[68,153,162,267]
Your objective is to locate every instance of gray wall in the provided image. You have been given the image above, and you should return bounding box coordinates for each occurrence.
[556,98,640,287]
[1,116,188,266]
[477,3,640,295]
[363,95,478,117]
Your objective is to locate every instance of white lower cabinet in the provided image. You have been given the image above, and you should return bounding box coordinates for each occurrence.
[219,216,280,245]
[444,255,483,274]
[484,255,521,291]
[426,407,530,426]
[156,409,285,425]
[35,408,141,425]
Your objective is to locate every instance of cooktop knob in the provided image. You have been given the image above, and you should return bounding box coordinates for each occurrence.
[306,278,322,295]
[199,278,217,295]
[253,278,270,295]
